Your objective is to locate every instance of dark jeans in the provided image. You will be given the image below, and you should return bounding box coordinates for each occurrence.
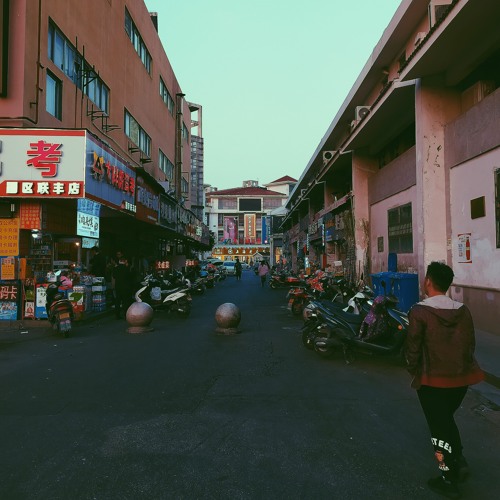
[115,288,132,318]
[260,275,267,287]
[417,385,468,482]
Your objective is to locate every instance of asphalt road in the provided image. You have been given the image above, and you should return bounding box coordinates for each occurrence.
[1,271,499,500]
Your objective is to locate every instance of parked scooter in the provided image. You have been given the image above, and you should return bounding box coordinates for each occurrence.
[302,285,408,362]
[287,274,351,315]
[269,270,306,289]
[45,273,74,337]
[135,273,192,317]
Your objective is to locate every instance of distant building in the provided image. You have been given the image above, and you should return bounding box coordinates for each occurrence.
[188,102,204,221]
[205,177,296,264]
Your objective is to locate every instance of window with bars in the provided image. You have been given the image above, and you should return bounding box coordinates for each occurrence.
[159,149,174,179]
[182,123,189,142]
[48,21,109,113]
[124,8,152,74]
[124,110,151,157]
[388,203,413,253]
[46,70,62,120]
[159,77,174,115]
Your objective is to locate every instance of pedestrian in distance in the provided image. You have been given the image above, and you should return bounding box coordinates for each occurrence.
[404,261,484,499]
[235,257,243,281]
[258,260,270,288]
[112,253,133,319]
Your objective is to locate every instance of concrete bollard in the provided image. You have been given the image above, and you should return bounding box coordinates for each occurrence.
[126,301,154,334]
[215,302,241,335]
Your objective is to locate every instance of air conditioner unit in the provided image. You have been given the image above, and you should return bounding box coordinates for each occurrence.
[428,0,452,28]
[414,31,427,46]
[322,151,336,164]
[355,106,371,121]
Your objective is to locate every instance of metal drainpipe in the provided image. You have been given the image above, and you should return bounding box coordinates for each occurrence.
[175,93,185,200]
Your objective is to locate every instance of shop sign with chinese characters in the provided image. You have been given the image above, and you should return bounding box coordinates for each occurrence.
[77,212,99,238]
[85,134,136,214]
[244,214,256,238]
[0,129,85,198]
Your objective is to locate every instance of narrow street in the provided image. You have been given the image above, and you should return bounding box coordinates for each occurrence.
[1,271,499,500]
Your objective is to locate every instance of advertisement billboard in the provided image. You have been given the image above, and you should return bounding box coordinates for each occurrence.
[0,129,85,198]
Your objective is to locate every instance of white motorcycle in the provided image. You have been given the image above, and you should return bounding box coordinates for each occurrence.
[135,273,192,317]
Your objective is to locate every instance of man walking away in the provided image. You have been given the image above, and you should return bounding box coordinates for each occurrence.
[112,255,133,319]
[258,260,270,288]
[235,257,242,281]
[405,261,484,499]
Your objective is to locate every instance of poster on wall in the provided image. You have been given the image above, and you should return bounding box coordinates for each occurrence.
[0,218,19,256]
[0,281,19,321]
[223,217,238,243]
[457,233,472,263]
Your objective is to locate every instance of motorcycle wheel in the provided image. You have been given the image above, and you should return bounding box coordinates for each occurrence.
[314,342,336,358]
[177,299,191,318]
[302,329,314,350]
[270,282,277,289]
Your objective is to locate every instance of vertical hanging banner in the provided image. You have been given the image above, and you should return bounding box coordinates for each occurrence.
[244,214,256,239]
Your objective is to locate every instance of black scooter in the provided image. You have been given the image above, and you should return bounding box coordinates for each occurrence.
[46,283,74,337]
[302,286,408,362]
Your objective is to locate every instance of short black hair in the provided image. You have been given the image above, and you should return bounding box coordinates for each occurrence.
[426,261,454,292]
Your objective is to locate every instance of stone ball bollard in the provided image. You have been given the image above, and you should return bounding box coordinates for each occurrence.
[215,302,241,335]
[126,301,154,334]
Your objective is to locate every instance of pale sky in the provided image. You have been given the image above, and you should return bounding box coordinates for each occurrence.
[144,0,402,190]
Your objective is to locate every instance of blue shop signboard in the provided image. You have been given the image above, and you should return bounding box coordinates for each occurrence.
[85,134,136,215]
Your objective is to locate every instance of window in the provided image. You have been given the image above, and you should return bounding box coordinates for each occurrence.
[47,21,109,113]
[181,177,189,195]
[46,71,62,119]
[160,77,174,115]
[239,198,262,212]
[125,9,152,74]
[125,110,151,157]
[388,203,413,253]
[264,198,284,209]
[496,169,500,248]
[182,123,189,142]
[159,149,174,179]
[219,198,237,210]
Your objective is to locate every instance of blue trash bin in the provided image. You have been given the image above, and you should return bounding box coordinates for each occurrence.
[370,271,419,313]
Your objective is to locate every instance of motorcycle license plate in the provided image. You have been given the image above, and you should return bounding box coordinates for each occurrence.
[60,312,70,320]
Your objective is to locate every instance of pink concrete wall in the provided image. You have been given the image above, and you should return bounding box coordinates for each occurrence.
[370,185,418,274]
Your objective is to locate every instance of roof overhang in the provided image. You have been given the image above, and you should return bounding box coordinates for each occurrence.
[401,0,500,86]
[343,80,416,153]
